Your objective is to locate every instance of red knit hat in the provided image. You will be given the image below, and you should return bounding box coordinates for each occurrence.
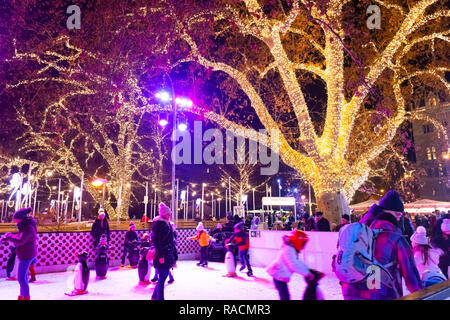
[288,229,309,251]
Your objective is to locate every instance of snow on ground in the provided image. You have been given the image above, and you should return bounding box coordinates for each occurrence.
[0,260,343,300]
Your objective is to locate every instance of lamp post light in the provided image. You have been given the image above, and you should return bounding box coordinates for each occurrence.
[91,178,107,209]
[156,90,192,221]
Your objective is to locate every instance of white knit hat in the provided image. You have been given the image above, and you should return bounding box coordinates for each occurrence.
[196,222,204,231]
[410,226,428,245]
[441,219,450,235]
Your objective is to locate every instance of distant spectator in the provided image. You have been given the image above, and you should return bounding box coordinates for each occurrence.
[301,213,315,231]
[251,214,260,230]
[431,218,450,278]
[333,214,350,232]
[90,208,110,248]
[314,212,330,232]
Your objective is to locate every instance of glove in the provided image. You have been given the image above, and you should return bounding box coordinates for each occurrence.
[306,269,324,282]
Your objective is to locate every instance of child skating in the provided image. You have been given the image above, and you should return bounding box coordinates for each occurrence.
[266,229,323,300]
[225,222,253,276]
[190,222,216,267]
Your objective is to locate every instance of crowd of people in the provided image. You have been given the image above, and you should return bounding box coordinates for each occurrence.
[1,189,449,301]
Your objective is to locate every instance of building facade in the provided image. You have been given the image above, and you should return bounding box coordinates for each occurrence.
[410,94,450,200]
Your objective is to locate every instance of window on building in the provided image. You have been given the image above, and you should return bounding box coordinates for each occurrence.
[431,146,437,160]
[427,148,432,160]
[422,125,434,134]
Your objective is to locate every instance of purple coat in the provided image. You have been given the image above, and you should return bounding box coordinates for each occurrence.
[341,215,422,300]
[6,217,38,260]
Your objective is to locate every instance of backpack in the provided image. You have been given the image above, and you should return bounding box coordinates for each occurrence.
[333,222,398,293]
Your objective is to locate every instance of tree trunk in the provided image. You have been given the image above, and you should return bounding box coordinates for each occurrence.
[315,190,350,228]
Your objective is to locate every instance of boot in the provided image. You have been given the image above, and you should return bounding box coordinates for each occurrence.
[239,265,246,271]
[29,265,36,282]
[18,296,23,300]
[22,296,30,300]
[247,268,253,276]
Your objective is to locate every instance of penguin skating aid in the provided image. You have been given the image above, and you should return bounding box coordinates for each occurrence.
[223,246,237,277]
[95,244,109,279]
[66,252,90,296]
[138,246,153,284]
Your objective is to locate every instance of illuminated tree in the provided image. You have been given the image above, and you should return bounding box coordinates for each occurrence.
[148,0,449,224]
[1,0,448,225]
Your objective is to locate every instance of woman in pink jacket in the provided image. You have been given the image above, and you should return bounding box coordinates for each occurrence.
[266,230,316,300]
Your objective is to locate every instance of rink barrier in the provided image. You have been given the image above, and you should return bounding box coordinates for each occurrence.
[0,228,207,277]
[249,230,339,274]
[398,279,450,300]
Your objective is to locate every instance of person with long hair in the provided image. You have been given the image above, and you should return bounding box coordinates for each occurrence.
[410,226,446,287]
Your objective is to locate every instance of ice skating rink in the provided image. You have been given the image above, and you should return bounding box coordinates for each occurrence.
[0,260,343,300]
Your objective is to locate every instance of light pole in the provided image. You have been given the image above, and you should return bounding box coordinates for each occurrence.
[252,188,255,211]
[201,183,206,220]
[156,90,192,221]
[91,178,107,209]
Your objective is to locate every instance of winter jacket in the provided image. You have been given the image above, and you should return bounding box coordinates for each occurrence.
[5,216,38,260]
[303,218,315,231]
[413,247,445,281]
[266,236,310,282]
[90,218,111,242]
[151,216,175,269]
[124,230,139,245]
[190,230,214,247]
[315,217,331,231]
[341,213,423,300]
[226,230,249,251]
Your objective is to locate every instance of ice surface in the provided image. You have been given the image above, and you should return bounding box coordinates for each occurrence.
[0,260,344,300]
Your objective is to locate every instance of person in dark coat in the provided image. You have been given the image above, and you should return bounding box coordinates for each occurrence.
[151,203,176,300]
[222,212,234,232]
[333,214,350,232]
[314,212,330,231]
[90,208,111,248]
[121,221,139,267]
[301,213,315,231]
[3,207,38,300]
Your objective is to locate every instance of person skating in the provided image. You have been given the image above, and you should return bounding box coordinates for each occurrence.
[151,203,176,300]
[410,226,446,287]
[90,208,110,248]
[190,222,216,267]
[3,207,38,300]
[225,222,253,276]
[121,221,139,267]
[266,229,319,300]
[340,190,422,300]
